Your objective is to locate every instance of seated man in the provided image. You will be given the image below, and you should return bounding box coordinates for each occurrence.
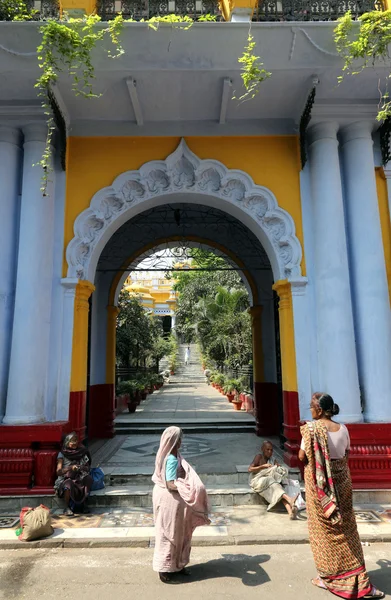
[248,441,298,519]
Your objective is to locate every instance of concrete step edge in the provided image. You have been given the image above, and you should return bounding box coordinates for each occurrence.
[1,533,390,551]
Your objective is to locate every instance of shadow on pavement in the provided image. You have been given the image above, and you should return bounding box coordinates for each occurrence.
[181,553,271,586]
[368,559,391,597]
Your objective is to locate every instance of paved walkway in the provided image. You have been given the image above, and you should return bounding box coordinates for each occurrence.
[115,380,255,423]
[1,545,390,600]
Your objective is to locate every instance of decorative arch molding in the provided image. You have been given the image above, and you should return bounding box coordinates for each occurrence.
[66,139,303,282]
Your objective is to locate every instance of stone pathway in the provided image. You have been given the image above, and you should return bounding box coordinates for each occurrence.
[115,380,255,423]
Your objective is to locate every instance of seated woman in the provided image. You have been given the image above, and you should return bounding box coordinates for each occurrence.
[54,432,93,517]
[248,441,298,519]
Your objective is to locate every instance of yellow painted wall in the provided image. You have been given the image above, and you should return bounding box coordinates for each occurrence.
[63,136,305,278]
[376,168,391,306]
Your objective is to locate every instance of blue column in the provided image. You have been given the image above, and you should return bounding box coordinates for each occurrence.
[4,124,55,424]
[0,127,22,421]
[307,122,362,422]
[341,121,391,422]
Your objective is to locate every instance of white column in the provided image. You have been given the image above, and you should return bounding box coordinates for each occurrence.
[340,122,391,422]
[0,127,22,421]
[307,122,362,422]
[171,313,176,330]
[290,277,311,421]
[56,278,78,422]
[3,123,55,424]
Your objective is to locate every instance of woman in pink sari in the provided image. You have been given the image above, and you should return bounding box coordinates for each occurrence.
[152,426,210,583]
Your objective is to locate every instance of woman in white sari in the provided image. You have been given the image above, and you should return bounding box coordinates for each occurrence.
[152,426,210,583]
[248,441,299,519]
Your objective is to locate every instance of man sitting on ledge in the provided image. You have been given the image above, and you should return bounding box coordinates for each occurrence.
[248,441,299,520]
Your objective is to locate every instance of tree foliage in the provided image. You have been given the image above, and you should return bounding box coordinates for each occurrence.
[116,291,175,368]
[334,10,391,120]
[173,254,252,368]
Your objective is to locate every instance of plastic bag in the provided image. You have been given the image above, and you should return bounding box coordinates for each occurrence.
[90,466,105,491]
[284,479,306,511]
[18,505,53,541]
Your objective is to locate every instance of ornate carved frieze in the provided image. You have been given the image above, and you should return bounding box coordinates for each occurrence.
[66,139,303,281]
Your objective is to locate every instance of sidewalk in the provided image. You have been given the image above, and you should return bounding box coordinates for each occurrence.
[1,501,391,549]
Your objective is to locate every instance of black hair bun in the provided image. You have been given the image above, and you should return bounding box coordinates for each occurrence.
[319,394,339,416]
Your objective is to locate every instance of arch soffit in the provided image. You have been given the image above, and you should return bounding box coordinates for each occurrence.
[66,138,303,283]
[109,236,259,307]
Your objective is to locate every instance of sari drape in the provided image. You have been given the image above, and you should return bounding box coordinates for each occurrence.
[152,426,210,573]
[301,421,372,599]
[249,465,288,510]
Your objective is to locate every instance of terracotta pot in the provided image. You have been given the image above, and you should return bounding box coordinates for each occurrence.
[128,402,137,413]
[233,401,242,411]
[141,390,147,400]
[226,393,235,402]
[170,370,175,375]
[148,386,153,394]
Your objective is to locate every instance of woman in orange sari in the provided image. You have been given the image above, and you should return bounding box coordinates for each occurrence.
[299,393,384,599]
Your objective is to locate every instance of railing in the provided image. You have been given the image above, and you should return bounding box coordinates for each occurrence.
[1,0,383,23]
[96,0,221,20]
[26,0,60,18]
[252,0,384,21]
[116,365,158,386]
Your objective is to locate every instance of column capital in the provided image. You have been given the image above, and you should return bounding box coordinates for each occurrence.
[289,277,308,296]
[0,126,22,147]
[307,121,339,147]
[23,123,48,144]
[272,279,292,310]
[339,121,374,146]
[75,280,95,311]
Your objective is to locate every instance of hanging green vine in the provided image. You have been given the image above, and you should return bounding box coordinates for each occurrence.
[234,33,271,102]
[35,14,124,193]
[334,10,391,121]
[4,5,270,192]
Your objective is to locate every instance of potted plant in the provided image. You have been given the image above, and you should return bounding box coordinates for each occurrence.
[223,379,236,402]
[116,381,139,412]
[232,395,243,411]
[215,373,225,393]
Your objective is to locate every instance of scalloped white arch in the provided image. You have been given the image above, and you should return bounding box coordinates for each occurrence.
[66,139,303,282]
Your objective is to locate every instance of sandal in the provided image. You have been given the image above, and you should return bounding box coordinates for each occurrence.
[179,567,191,576]
[159,573,178,584]
[364,586,385,599]
[311,577,327,590]
[63,508,74,517]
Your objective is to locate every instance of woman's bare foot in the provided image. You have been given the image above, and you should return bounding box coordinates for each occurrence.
[311,577,326,590]
[290,505,299,520]
[364,586,385,599]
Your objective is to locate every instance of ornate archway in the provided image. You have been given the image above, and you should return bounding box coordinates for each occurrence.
[66,139,303,283]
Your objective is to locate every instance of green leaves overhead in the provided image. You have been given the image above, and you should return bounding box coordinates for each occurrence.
[334,10,391,121]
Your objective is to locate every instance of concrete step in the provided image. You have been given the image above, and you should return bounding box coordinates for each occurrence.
[115,424,256,434]
[114,419,256,434]
[2,485,389,512]
[106,470,252,487]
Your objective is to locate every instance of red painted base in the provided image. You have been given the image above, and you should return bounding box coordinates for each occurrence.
[282,390,301,468]
[69,391,87,441]
[88,384,115,439]
[0,424,67,496]
[347,423,391,489]
[253,382,280,436]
